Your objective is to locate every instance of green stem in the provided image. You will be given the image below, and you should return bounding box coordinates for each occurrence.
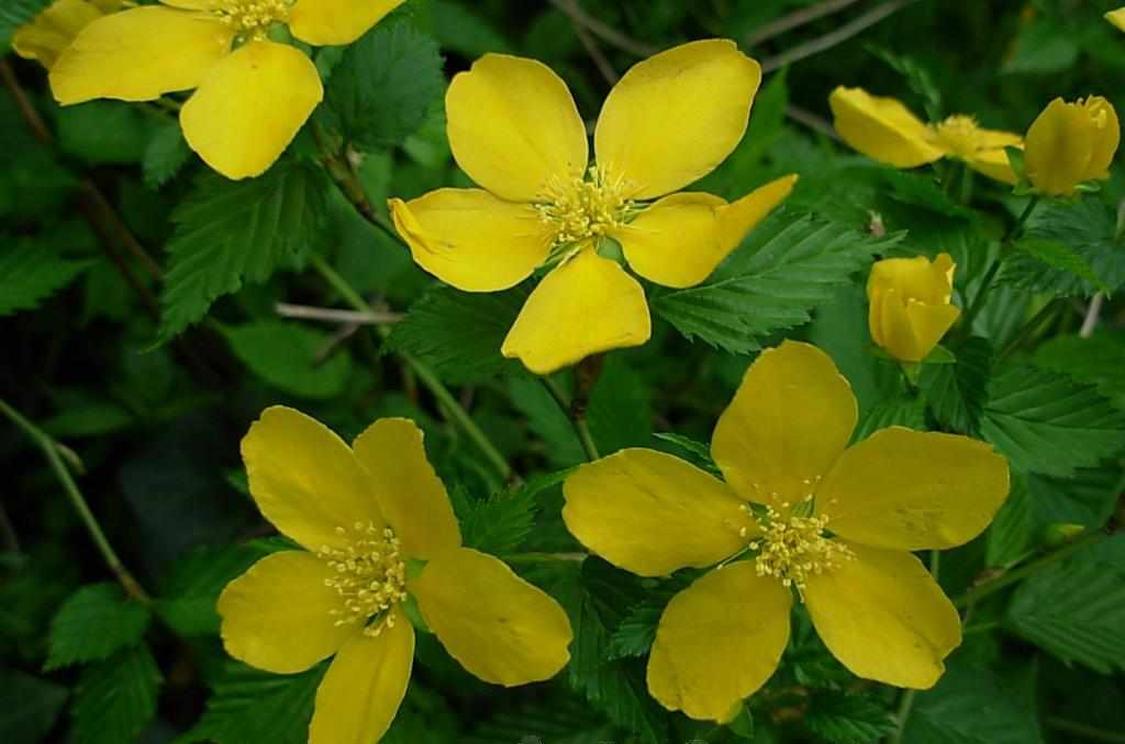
[1047,717,1125,743]
[0,399,150,604]
[542,376,600,461]
[888,688,917,744]
[954,530,1102,609]
[307,255,515,483]
[959,196,1040,333]
[503,551,588,564]
[998,298,1062,361]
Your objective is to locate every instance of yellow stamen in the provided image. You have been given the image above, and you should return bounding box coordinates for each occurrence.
[534,166,635,248]
[213,0,290,38]
[746,505,853,597]
[932,115,982,159]
[318,523,408,637]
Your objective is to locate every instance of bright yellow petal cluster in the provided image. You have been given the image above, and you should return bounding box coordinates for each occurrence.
[868,252,960,362]
[829,86,1023,183]
[12,0,121,69]
[390,40,796,375]
[1107,8,1125,32]
[1024,96,1120,197]
[218,408,572,744]
[563,341,1009,721]
[48,0,404,180]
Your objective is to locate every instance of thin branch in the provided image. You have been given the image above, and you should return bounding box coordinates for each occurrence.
[547,0,657,57]
[276,302,403,325]
[762,0,916,73]
[1080,293,1104,338]
[747,0,862,47]
[786,104,840,140]
[567,8,620,84]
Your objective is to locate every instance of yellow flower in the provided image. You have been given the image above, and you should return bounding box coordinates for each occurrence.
[12,0,122,69]
[389,40,796,375]
[829,86,1022,184]
[218,407,572,743]
[867,253,960,363]
[1107,8,1125,32]
[48,0,404,180]
[1024,96,1120,197]
[563,341,1009,721]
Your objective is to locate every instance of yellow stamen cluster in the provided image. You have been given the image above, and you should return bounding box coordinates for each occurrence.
[213,0,290,38]
[932,115,982,158]
[746,505,853,594]
[535,166,634,247]
[318,522,407,637]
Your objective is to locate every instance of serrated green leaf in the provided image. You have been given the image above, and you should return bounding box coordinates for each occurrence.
[159,161,329,340]
[979,365,1125,477]
[0,668,67,744]
[386,285,527,384]
[918,336,992,435]
[803,691,895,744]
[652,432,720,475]
[143,120,192,188]
[155,543,276,637]
[71,646,162,744]
[325,17,445,148]
[453,483,537,556]
[178,661,323,744]
[1033,331,1125,409]
[1007,237,1109,293]
[653,212,899,354]
[45,583,150,671]
[605,579,685,660]
[463,696,612,744]
[986,474,1033,568]
[852,394,925,442]
[0,239,92,316]
[221,320,353,399]
[1006,534,1125,674]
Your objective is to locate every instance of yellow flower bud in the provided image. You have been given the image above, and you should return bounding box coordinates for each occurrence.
[1024,96,1120,197]
[1107,8,1125,33]
[12,0,122,69]
[867,253,961,363]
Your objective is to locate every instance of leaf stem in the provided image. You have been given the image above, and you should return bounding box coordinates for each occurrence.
[959,196,1040,333]
[542,375,600,462]
[307,255,515,483]
[0,399,150,604]
[888,688,917,744]
[503,551,587,564]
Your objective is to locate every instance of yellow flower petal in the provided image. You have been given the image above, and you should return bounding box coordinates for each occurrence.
[1024,97,1119,197]
[1107,8,1125,32]
[816,427,1009,551]
[49,6,232,104]
[241,406,382,553]
[308,608,414,744]
[595,39,761,199]
[964,146,1018,184]
[829,86,946,168]
[388,189,552,292]
[289,0,403,46]
[1083,97,1121,180]
[804,543,960,689]
[647,562,791,721]
[410,547,572,686]
[562,448,749,577]
[867,253,960,362]
[501,249,651,374]
[712,341,857,508]
[180,40,322,180]
[446,54,588,202]
[614,174,796,288]
[217,551,358,674]
[13,0,108,69]
[352,418,460,560]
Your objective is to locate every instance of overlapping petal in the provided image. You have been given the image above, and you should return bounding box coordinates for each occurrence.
[241,406,382,552]
[49,6,233,104]
[595,39,761,199]
[1109,8,1125,32]
[352,418,461,560]
[1025,97,1120,196]
[388,189,552,292]
[501,249,651,374]
[217,551,358,674]
[180,40,323,180]
[829,87,945,167]
[289,0,403,46]
[647,562,791,721]
[563,448,749,577]
[712,341,857,508]
[804,544,960,689]
[446,54,588,202]
[410,548,572,686]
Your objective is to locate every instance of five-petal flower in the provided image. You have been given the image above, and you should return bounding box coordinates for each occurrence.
[562,341,1009,721]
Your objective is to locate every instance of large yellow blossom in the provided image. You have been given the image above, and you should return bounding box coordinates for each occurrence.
[48,0,404,180]
[563,341,1009,721]
[12,0,121,69]
[1023,96,1120,197]
[868,253,960,363]
[218,407,572,743]
[389,40,796,375]
[830,86,1022,184]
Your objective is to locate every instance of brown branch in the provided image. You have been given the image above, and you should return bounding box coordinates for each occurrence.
[566,5,620,84]
[761,0,916,73]
[275,301,403,325]
[547,0,657,57]
[746,0,862,47]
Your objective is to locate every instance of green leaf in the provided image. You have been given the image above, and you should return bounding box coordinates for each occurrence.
[605,579,685,660]
[1033,331,1125,409]
[587,357,653,455]
[506,374,584,467]
[71,646,162,744]
[56,101,152,165]
[45,583,150,671]
[178,662,323,744]
[325,17,445,148]
[463,696,612,744]
[1002,19,1079,75]
[159,161,330,340]
[0,239,92,317]
[431,0,512,56]
[0,669,67,744]
[0,0,50,50]
[155,542,276,637]
[653,212,900,354]
[852,394,925,442]
[803,691,896,744]
[1006,237,1109,293]
[979,365,1125,478]
[453,483,537,556]
[986,474,1033,568]
[143,120,192,188]
[918,336,992,435]
[221,320,353,399]
[385,285,527,384]
[652,432,719,474]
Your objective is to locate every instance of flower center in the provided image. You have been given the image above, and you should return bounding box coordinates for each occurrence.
[535,166,635,248]
[932,115,982,159]
[213,0,290,37]
[318,522,408,637]
[746,506,853,594]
